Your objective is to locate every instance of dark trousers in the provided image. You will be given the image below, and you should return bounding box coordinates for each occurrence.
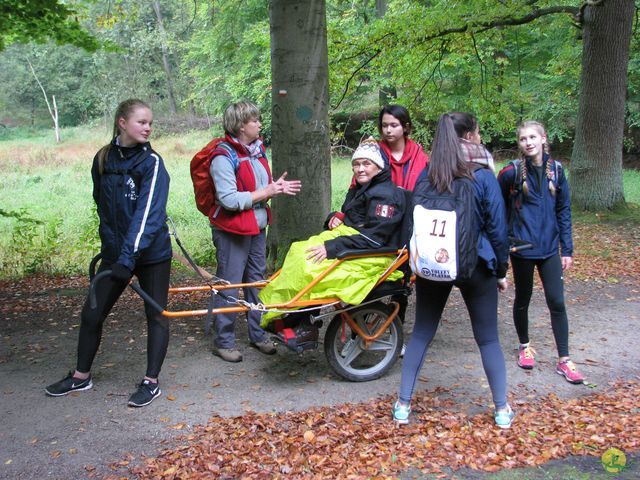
[76,259,171,378]
[211,228,268,349]
[511,254,570,357]
[399,264,507,409]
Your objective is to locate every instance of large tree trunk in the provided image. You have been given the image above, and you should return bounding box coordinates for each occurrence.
[570,0,634,210]
[152,0,178,114]
[268,0,331,266]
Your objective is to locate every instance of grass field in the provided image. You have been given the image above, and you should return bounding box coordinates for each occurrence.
[0,126,638,278]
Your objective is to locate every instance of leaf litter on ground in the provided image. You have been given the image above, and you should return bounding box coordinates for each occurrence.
[107,380,640,479]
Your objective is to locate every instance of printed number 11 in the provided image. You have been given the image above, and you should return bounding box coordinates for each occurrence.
[430,219,446,237]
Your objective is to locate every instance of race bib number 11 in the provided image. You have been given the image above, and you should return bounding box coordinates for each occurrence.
[410,205,458,281]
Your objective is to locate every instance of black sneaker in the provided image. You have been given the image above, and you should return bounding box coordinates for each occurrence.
[128,379,161,407]
[45,371,93,397]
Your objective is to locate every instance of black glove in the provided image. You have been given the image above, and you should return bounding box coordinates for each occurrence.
[110,263,132,283]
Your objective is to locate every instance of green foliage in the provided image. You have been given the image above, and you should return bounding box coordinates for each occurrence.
[0,207,64,276]
[327,0,589,143]
[1,0,639,152]
[181,0,272,135]
[0,0,100,52]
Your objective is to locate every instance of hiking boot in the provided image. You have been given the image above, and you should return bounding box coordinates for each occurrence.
[251,338,277,355]
[494,404,515,429]
[45,371,93,397]
[517,345,536,369]
[392,400,411,424]
[556,360,585,384]
[128,379,161,407]
[213,346,243,362]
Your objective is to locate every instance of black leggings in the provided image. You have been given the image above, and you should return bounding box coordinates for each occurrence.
[76,260,171,378]
[399,264,507,409]
[511,254,569,357]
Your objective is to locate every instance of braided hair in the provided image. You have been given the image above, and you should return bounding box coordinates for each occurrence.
[516,121,555,197]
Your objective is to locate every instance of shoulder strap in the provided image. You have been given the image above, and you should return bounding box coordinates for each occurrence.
[553,158,561,183]
[505,159,523,231]
[509,159,522,193]
[216,141,240,171]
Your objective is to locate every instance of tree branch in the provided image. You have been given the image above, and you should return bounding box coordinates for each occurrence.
[470,31,487,99]
[331,49,381,110]
[415,5,580,44]
[410,40,448,106]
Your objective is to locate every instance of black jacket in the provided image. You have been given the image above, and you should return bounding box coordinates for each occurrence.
[324,168,407,258]
[91,139,172,270]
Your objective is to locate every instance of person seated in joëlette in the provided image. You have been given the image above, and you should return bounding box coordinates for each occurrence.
[258,137,408,347]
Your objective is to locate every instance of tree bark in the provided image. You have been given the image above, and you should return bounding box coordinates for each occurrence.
[152,0,178,114]
[570,0,634,210]
[269,0,331,266]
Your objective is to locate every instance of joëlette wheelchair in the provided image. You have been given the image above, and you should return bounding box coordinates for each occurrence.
[87,205,530,383]
[89,245,411,383]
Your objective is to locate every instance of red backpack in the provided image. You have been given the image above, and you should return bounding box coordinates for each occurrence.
[190,138,238,216]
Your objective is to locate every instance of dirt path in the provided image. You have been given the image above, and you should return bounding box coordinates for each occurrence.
[1,274,638,479]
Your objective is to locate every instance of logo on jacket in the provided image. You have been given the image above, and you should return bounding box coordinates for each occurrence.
[375,204,395,218]
[125,177,138,201]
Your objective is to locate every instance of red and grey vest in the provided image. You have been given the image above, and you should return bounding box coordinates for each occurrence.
[209,135,273,235]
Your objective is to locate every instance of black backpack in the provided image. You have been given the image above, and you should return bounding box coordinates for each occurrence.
[409,168,480,282]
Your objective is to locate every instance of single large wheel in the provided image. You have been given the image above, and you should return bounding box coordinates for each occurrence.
[324,301,403,382]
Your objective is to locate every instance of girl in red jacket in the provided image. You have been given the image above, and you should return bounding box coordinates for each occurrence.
[377,104,429,191]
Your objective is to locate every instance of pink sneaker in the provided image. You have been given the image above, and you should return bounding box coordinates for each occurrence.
[556,360,585,384]
[517,345,536,369]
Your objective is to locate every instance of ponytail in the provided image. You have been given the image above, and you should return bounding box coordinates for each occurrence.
[428,114,473,193]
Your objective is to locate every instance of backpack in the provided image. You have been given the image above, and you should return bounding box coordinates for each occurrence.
[409,170,480,282]
[508,158,561,200]
[190,139,238,216]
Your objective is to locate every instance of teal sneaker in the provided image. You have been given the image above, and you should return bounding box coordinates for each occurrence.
[494,404,515,429]
[392,400,411,424]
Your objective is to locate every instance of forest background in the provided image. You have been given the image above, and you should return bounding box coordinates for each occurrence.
[1,0,639,278]
[3,0,640,150]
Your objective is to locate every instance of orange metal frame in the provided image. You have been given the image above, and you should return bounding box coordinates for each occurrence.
[160,249,409,344]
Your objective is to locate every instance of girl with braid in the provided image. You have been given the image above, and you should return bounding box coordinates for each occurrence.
[497,121,585,384]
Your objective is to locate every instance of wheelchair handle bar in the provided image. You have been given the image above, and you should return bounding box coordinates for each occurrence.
[88,268,165,315]
[510,241,534,253]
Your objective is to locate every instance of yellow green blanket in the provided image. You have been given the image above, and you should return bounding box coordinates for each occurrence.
[259,225,402,326]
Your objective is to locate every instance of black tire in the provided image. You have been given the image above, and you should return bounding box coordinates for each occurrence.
[324,301,403,382]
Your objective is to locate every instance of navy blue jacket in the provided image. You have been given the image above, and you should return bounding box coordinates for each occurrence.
[497,154,573,259]
[412,166,509,278]
[91,139,172,270]
[471,167,510,278]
